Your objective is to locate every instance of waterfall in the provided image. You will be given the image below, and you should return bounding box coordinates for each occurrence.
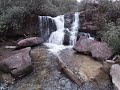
[42,12,94,53]
[43,13,80,53]
[38,16,56,41]
[69,12,80,46]
[48,15,65,45]
[48,12,80,46]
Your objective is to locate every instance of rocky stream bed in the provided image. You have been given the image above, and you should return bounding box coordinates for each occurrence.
[0,44,114,90]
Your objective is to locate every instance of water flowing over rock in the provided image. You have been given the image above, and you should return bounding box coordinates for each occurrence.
[0,47,32,77]
[48,12,80,46]
[39,16,57,41]
[49,15,65,45]
[70,12,80,46]
[110,64,120,90]
[64,12,75,29]
[38,12,99,46]
[59,49,113,90]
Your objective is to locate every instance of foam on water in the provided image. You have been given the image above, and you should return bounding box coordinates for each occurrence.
[44,43,72,55]
[49,15,65,45]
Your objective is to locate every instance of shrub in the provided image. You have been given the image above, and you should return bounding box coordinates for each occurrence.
[0,6,27,35]
[98,22,120,54]
[50,0,79,14]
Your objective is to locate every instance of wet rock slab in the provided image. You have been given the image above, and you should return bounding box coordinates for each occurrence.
[0,47,32,77]
[59,49,113,90]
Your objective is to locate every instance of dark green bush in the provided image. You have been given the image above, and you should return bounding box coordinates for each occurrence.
[98,22,120,54]
[0,6,27,34]
[50,0,79,14]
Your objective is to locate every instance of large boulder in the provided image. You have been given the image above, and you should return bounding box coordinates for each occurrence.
[74,35,113,61]
[90,42,113,60]
[17,37,43,49]
[73,36,97,54]
[0,47,32,77]
[110,64,120,90]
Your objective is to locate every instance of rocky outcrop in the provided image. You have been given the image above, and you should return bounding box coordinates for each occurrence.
[17,37,43,49]
[90,42,113,60]
[0,47,32,77]
[110,64,120,90]
[63,29,70,45]
[73,38,96,54]
[64,12,75,29]
[74,37,113,60]
[79,9,101,35]
[73,34,97,54]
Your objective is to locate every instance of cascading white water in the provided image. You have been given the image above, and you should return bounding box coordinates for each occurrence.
[39,16,51,35]
[48,15,65,45]
[45,13,80,54]
[70,12,80,46]
[49,12,80,46]
[39,16,57,41]
[44,12,94,54]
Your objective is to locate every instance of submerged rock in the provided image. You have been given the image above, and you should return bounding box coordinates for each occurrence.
[59,49,113,90]
[0,72,15,85]
[0,47,32,77]
[110,64,120,90]
[17,37,43,49]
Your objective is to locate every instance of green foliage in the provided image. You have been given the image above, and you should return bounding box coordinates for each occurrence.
[50,0,79,14]
[0,0,79,36]
[98,22,120,54]
[79,0,120,54]
[0,6,27,31]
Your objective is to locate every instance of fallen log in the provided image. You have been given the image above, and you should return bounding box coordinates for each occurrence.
[58,58,84,87]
